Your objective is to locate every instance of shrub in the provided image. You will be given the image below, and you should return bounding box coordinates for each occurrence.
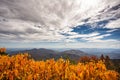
[0,54,119,80]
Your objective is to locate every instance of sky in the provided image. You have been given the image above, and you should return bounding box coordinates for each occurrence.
[0,0,120,48]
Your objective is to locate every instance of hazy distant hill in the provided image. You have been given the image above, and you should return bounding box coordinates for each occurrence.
[77,48,120,59]
[9,48,57,60]
[8,48,90,60]
[105,53,120,59]
[7,48,120,59]
[58,49,89,61]
[61,49,88,56]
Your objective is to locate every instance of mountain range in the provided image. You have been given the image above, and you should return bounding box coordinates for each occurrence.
[8,48,90,61]
[7,48,120,60]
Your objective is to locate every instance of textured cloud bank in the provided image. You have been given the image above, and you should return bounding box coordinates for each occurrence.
[0,0,120,48]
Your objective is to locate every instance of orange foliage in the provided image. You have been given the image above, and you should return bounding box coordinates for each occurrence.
[0,54,119,80]
[79,56,99,63]
[0,48,6,53]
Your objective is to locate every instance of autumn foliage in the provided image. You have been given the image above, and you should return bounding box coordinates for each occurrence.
[0,53,119,80]
[0,48,6,53]
[79,56,99,63]
[0,48,7,55]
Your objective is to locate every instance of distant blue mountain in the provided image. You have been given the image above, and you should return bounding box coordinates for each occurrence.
[7,48,120,59]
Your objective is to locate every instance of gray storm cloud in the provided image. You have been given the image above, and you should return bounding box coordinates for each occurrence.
[0,0,120,42]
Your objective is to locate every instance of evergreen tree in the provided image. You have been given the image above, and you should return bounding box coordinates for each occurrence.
[100,54,105,61]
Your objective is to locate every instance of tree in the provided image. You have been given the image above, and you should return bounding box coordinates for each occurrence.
[105,55,115,70]
[0,48,7,55]
[105,55,110,62]
[79,56,90,63]
[100,54,105,61]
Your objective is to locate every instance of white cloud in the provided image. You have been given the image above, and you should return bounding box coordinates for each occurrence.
[65,41,120,48]
[81,34,114,43]
[104,19,120,28]
[106,29,118,32]
[0,0,120,48]
[68,32,100,39]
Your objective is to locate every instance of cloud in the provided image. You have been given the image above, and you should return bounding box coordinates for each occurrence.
[104,19,120,28]
[65,41,120,48]
[0,0,120,48]
[81,33,118,43]
[67,32,100,39]
[106,29,118,32]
